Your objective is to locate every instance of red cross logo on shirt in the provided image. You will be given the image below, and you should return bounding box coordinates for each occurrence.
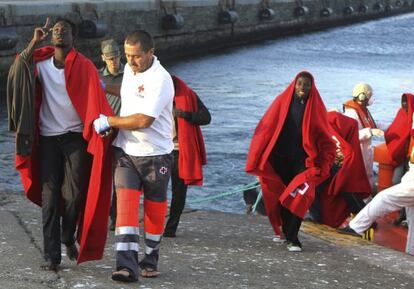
[138,85,145,93]
[159,166,168,175]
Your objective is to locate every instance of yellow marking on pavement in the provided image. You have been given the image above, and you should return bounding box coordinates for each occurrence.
[301,221,373,247]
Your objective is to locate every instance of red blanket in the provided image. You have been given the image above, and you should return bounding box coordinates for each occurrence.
[385,93,414,166]
[319,112,372,227]
[245,72,335,235]
[14,46,114,264]
[172,76,207,186]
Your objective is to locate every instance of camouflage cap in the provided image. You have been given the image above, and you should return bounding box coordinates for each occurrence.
[101,39,120,58]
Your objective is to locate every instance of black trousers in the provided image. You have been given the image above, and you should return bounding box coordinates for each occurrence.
[164,150,188,235]
[341,192,366,214]
[271,156,305,246]
[39,132,91,264]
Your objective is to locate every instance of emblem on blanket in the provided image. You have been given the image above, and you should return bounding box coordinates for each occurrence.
[290,182,309,198]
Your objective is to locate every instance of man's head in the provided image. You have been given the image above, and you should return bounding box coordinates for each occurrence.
[51,18,76,49]
[352,83,373,106]
[124,30,154,74]
[294,72,312,99]
[101,39,121,75]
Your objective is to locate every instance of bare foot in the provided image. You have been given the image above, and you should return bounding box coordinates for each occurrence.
[66,243,78,261]
[40,260,59,271]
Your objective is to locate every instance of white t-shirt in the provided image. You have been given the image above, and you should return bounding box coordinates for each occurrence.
[113,56,174,156]
[37,57,83,136]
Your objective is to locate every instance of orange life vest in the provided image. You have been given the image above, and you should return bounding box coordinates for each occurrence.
[343,99,377,129]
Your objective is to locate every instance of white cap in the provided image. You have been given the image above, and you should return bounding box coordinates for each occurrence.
[352,83,373,100]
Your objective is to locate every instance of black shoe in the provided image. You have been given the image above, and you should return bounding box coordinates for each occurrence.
[337,226,361,237]
[393,215,406,226]
[163,231,176,238]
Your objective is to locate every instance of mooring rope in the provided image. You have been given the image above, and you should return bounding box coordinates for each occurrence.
[186,181,260,205]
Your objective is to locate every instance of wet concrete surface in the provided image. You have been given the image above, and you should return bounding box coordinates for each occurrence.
[1,191,413,289]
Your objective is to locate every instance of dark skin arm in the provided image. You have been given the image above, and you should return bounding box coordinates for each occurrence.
[21,18,51,60]
[174,95,211,125]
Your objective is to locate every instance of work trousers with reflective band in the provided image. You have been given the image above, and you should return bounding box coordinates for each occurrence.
[114,148,171,279]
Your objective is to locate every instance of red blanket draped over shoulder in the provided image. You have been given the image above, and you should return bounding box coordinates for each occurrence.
[245,71,335,235]
[319,112,371,227]
[385,93,414,166]
[172,76,207,186]
[15,47,114,264]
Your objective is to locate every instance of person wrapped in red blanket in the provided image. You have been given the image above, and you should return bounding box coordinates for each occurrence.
[308,111,372,228]
[385,94,414,175]
[384,93,414,225]
[163,75,210,238]
[7,18,113,270]
[245,71,335,252]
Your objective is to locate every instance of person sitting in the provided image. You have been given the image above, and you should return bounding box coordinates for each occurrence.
[338,145,414,255]
[385,94,414,226]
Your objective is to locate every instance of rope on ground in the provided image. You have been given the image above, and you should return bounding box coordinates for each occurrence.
[251,188,263,214]
[186,181,260,205]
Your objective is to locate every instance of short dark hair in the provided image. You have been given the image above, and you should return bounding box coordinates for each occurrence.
[53,17,77,37]
[125,30,154,52]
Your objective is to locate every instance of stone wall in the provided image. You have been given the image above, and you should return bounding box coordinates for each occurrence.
[0,0,412,79]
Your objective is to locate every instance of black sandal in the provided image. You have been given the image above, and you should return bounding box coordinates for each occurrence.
[141,267,160,278]
[111,268,138,282]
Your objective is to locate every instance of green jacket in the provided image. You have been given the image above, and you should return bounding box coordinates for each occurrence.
[7,49,36,156]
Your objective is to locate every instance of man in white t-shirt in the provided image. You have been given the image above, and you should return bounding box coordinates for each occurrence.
[8,18,114,271]
[94,30,174,282]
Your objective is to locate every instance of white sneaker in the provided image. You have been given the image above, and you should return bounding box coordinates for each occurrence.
[272,235,285,244]
[286,242,302,252]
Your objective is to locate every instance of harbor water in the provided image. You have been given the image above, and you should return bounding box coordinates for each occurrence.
[1,13,414,213]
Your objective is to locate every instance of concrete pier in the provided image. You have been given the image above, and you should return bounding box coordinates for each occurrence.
[0,0,413,79]
[1,191,414,288]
